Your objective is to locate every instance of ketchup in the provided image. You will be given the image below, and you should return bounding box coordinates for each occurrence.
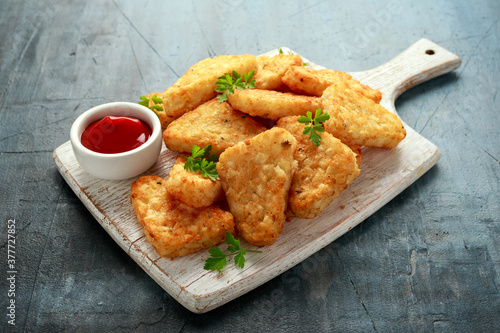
[81,116,152,154]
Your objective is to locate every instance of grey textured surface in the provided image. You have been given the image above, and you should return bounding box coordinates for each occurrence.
[1,0,499,332]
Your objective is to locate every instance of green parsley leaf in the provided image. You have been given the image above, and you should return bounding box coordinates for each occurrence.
[303,128,313,136]
[234,252,246,269]
[309,129,322,147]
[204,232,262,271]
[204,256,227,271]
[208,246,225,258]
[225,233,240,252]
[278,48,294,55]
[151,95,163,104]
[138,95,163,118]
[215,70,256,102]
[184,145,219,181]
[298,112,312,124]
[298,108,330,147]
[314,108,330,123]
[192,144,211,158]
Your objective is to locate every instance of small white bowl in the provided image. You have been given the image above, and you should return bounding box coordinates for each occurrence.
[70,102,162,180]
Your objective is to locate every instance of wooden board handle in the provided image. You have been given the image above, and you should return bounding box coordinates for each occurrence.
[352,38,461,106]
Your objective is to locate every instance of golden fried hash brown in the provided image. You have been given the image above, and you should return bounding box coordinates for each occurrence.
[217,128,297,246]
[282,66,351,96]
[254,54,303,90]
[282,66,382,103]
[344,78,383,104]
[163,99,266,155]
[276,116,360,219]
[322,82,406,149]
[227,89,322,120]
[165,155,225,208]
[152,54,258,130]
[130,176,234,258]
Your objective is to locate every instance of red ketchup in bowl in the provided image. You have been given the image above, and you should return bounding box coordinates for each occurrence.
[81,116,152,154]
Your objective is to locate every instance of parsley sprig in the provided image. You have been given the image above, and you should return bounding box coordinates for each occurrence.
[138,95,163,117]
[215,70,256,102]
[279,48,293,55]
[184,145,219,181]
[298,108,330,147]
[204,233,262,271]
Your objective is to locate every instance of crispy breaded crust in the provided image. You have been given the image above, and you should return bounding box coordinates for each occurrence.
[343,78,382,104]
[254,54,303,90]
[282,66,352,96]
[217,128,298,246]
[151,54,258,130]
[163,99,266,155]
[165,155,225,208]
[282,66,382,103]
[130,176,235,258]
[276,116,360,219]
[322,82,406,148]
[227,89,322,120]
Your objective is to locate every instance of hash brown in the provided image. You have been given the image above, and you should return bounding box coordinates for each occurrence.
[165,155,225,208]
[152,54,258,130]
[282,66,382,103]
[254,53,303,90]
[321,82,406,148]
[130,175,235,258]
[163,99,266,155]
[276,116,360,219]
[217,127,298,246]
[227,89,322,120]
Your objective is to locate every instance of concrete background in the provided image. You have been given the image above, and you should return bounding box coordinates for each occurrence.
[1,0,498,332]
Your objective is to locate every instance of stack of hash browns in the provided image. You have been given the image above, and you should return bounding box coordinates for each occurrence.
[131,52,406,258]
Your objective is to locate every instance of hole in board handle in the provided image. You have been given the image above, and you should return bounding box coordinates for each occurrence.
[425,49,435,55]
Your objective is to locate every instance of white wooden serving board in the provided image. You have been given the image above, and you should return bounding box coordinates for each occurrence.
[53,39,461,313]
